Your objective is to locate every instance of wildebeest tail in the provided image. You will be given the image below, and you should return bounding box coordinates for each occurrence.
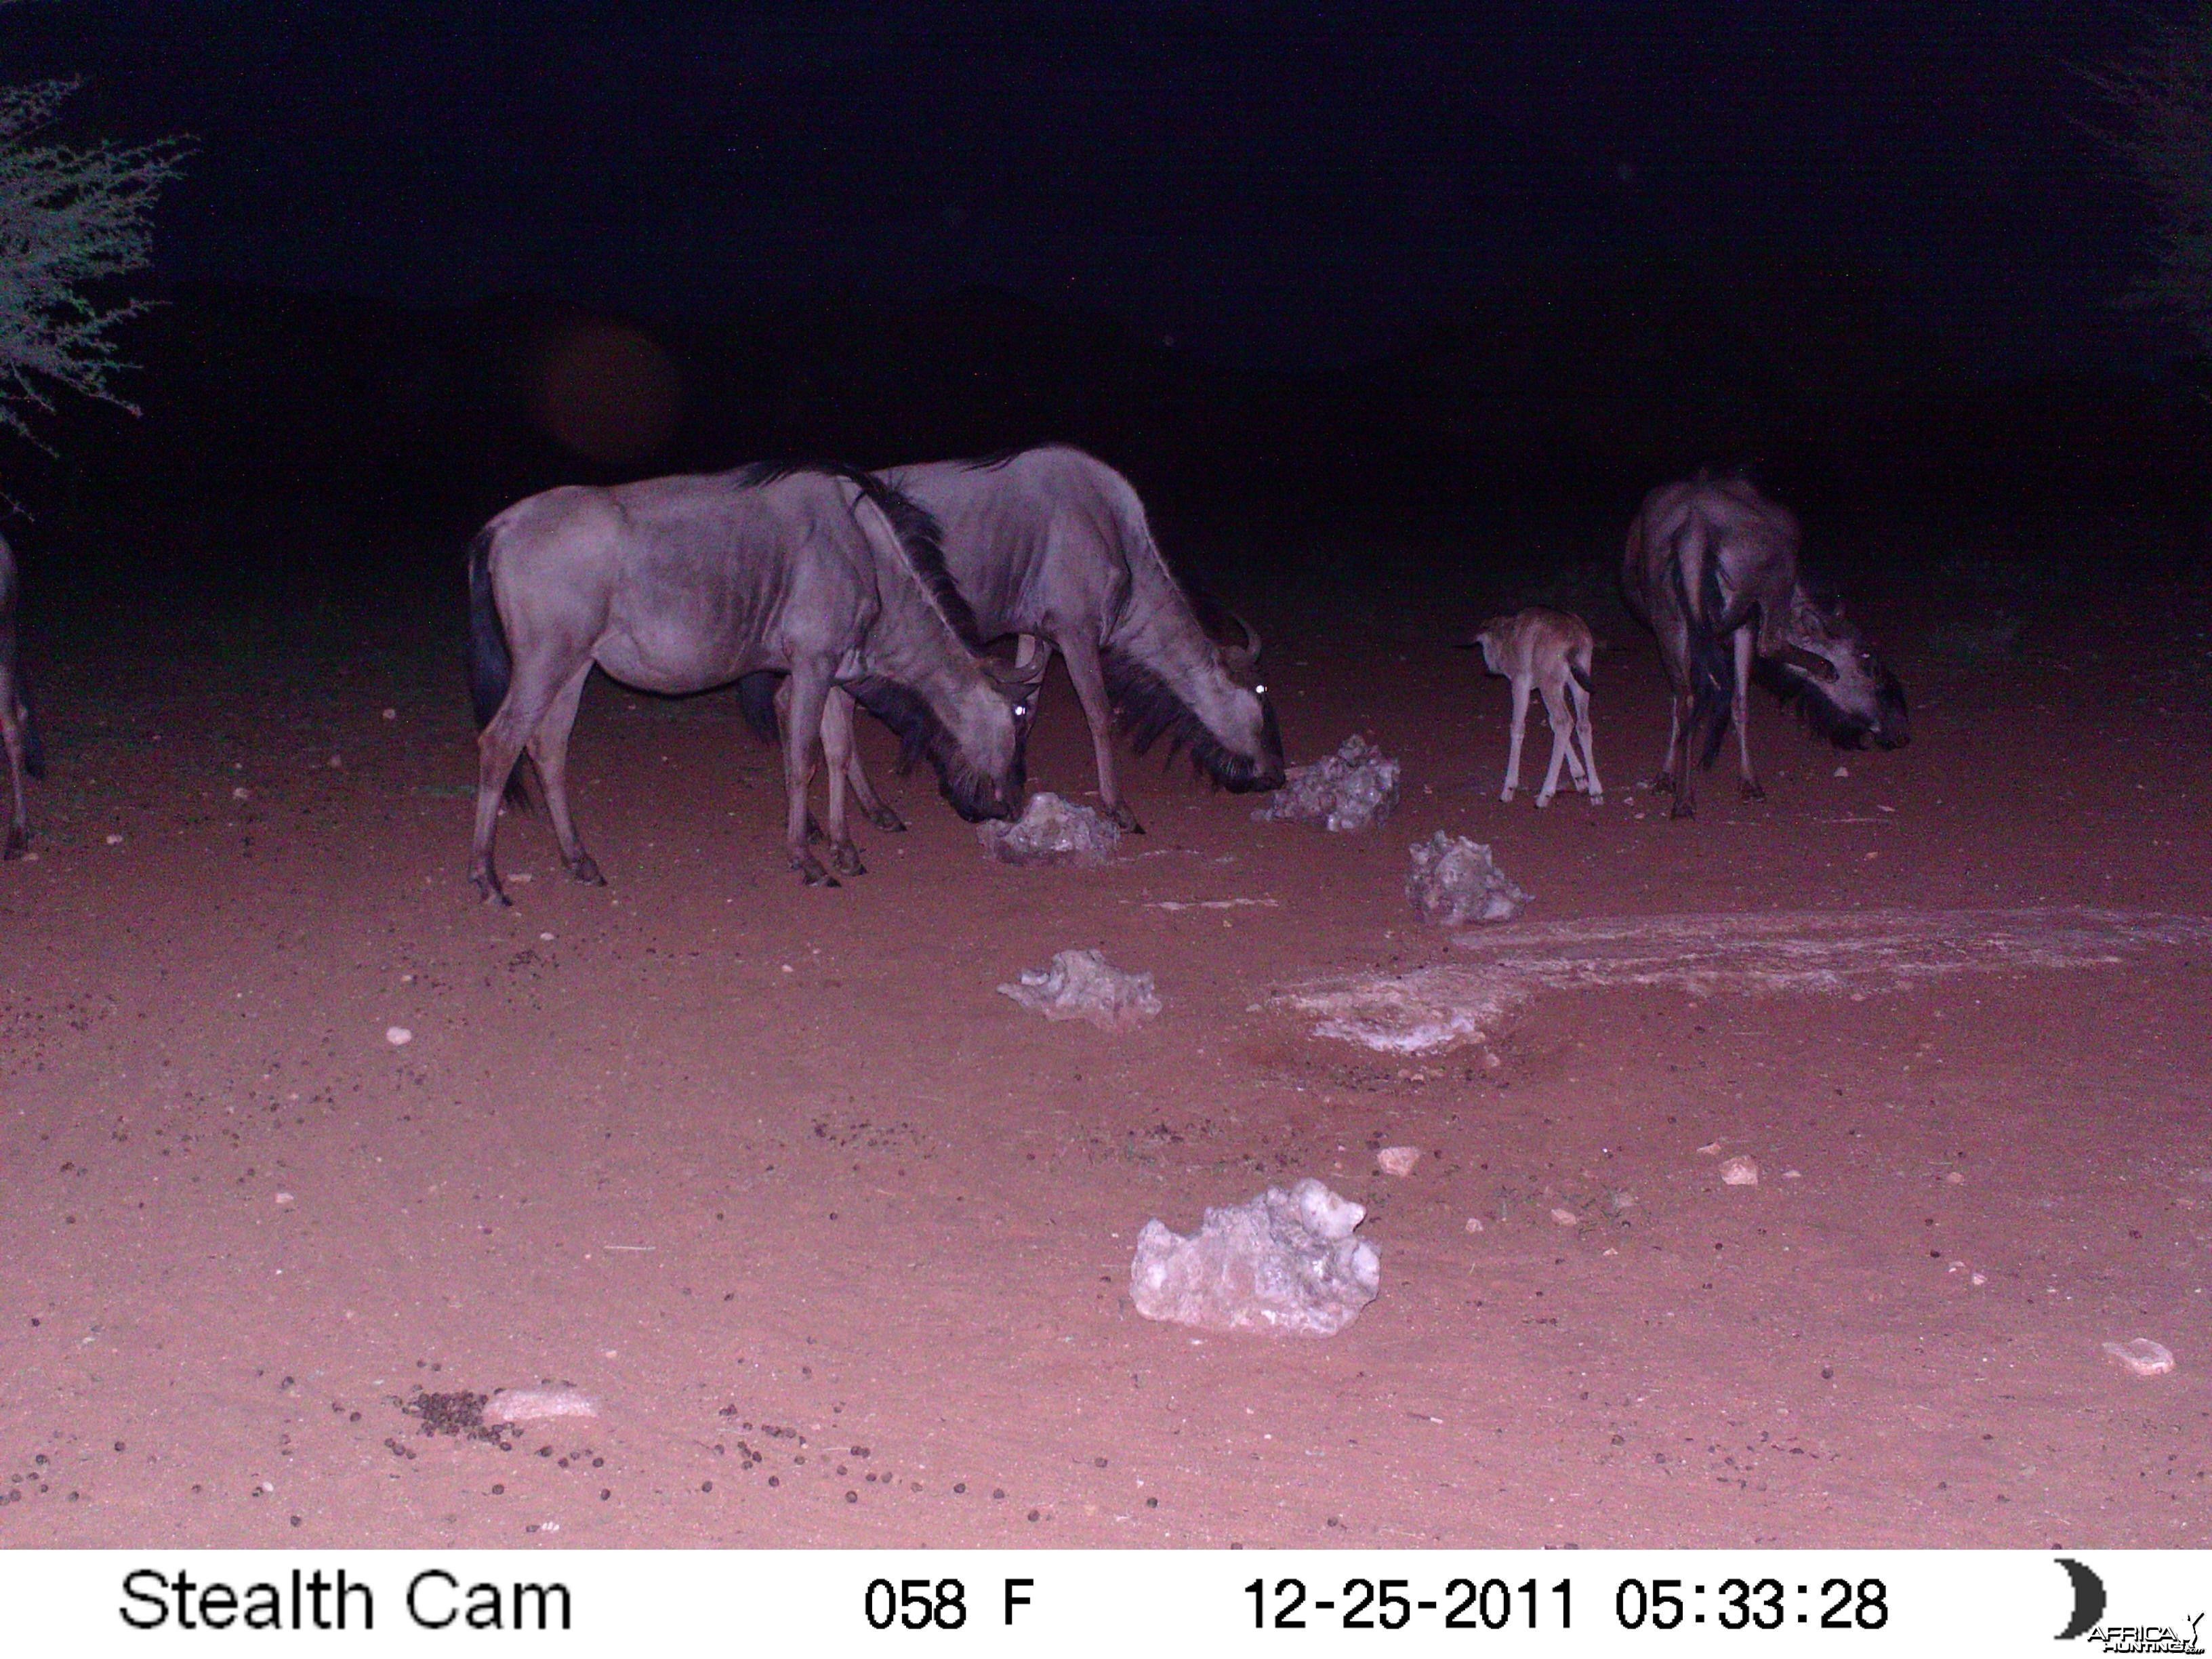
[466,525,531,809]
[736,670,783,743]
[1570,660,1593,698]
[1669,519,1737,771]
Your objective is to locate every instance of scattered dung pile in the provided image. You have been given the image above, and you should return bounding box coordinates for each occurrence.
[998,948,1162,1030]
[1253,735,1400,833]
[978,792,1123,867]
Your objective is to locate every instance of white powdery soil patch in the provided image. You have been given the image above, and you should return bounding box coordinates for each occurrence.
[485,1388,599,1424]
[1268,907,2212,1054]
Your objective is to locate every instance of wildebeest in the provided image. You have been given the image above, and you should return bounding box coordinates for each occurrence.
[1467,607,1602,808]
[1622,474,1908,819]
[466,462,1040,901]
[0,534,46,859]
[848,445,1285,833]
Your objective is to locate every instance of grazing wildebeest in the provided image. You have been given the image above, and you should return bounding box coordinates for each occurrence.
[1467,607,1602,808]
[0,534,46,859]
[849,445,1285,833]
[466,462,1040,901]
[1622,473,1908,819]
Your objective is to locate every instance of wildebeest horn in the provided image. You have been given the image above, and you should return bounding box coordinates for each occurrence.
[1217,611,1263,672]
[1777,642,1840,682]
[983,655,1048,694]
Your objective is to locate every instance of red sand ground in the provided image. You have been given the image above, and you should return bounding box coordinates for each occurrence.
[1,619,2205,1550]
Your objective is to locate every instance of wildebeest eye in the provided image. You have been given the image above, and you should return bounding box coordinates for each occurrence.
[1254,683,1268,697]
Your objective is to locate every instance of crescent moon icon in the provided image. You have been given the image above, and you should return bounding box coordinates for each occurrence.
[2055,1557,2106,1641]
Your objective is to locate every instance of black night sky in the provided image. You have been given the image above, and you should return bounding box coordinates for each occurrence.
[12,1,2182,372]
[4,0,2207,632]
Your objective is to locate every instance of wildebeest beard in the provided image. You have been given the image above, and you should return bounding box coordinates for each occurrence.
[1102,651,1286,792]
[845,676,1022,822]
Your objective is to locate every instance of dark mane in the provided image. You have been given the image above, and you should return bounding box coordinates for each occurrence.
[1101,648,1281,793]
[845,675,1023,822]
[731,459,983,650]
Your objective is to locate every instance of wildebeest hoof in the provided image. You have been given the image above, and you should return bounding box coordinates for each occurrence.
[869,806,907,833]
[472,874,513,907]
[569,854,606,885]
[793,855,839,887]
[1499,787,1516,804]
[832,844,867,878]
[1107,804,1145,834]
[1534,793,1553,808]
[3,826,23,860]
[1669,798,1696,821]
[1740,780,1766,802]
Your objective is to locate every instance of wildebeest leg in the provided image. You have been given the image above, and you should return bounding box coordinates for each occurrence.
[0,672,26,862]
[1666,689,1698,819]
[828,686,904,834]
[527,661,605,886]
[0,712,26,860]
[818,686,867,877]
[472,652,582,905]
[1500,674,1532,803]
[1534,676,1576,808]
[1059,634,1142,834]
[1732,628,1764,802]
[780,664,838,886]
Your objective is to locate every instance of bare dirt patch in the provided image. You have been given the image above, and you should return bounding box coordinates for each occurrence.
[1,627,2207,1549]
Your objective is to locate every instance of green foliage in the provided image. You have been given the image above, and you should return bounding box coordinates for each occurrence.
[0,75,188,437]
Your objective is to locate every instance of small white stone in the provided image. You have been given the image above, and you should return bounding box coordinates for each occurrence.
[274,1191,295,1206]
[1463,1217,1485,1233]
[1719,1155,1760,1186]
[232,787,251,801]
[1834,764,1849,777]
[2102,1338,2175,1377]
[385,1026,413,1046]
[539,932,554,942]
[1550,1207,1580,1227]
[1376,1145,1422,1178]
[1944,1170,1965,1185]
[327,754,343,769]
[104,833,123,846]
[382,708,397,720]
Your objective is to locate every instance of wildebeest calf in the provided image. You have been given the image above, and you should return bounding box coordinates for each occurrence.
[1467,607,1602,808]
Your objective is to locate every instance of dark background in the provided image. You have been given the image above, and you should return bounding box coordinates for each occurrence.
[4,1,2206,656]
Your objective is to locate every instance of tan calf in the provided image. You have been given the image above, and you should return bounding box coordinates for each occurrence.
[1469,608,1601,808]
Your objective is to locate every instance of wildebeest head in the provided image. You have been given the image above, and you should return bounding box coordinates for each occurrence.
[1759,588,1910,751]
[848,652,1044,825]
